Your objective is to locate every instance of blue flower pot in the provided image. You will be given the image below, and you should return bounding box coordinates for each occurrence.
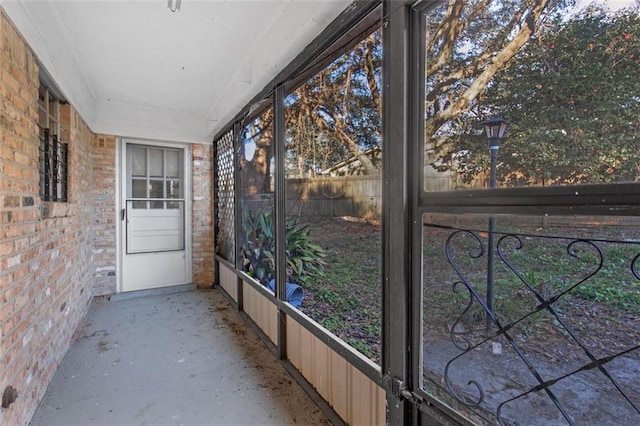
[267,279,304,308]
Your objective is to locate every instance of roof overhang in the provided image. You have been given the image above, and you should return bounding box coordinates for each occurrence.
[0,0,354,143]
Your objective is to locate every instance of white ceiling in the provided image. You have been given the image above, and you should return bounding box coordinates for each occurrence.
[0,0,352,143]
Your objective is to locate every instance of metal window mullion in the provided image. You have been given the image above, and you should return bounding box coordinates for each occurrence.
[382,1,413,424]
[213,134,221,288]
[419,185,640,215]
[274,84,287,360]
[213,140,219,237]
[411,3,429,397]
[233,122,244,272]
[126,197,185,202]
[233,122,244,311]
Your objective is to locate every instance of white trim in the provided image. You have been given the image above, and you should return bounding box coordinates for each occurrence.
[117,137,193,293]
[115,138,121,293]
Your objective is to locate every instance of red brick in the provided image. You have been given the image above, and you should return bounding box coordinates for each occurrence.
[0,11,217,424]
[0,14,94,426]
[0,240,14,256]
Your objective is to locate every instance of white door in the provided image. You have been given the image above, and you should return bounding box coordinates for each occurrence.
[120,140,191,292]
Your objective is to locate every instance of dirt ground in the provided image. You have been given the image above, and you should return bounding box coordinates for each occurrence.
[296,216,640,424]
[297,216,382,363]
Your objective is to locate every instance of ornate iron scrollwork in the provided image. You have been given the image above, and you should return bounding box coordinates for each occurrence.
[431,224,640,425]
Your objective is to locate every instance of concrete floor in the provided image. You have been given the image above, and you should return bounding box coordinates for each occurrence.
[30,289,329,426]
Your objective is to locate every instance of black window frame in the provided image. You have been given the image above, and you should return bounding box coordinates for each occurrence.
[412,0,640,422]
[413,1,640,218]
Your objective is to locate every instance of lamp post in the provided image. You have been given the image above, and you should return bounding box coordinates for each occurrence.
[479,116,509,333]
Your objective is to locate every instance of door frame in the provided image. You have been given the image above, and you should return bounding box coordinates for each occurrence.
[116,137,193,293]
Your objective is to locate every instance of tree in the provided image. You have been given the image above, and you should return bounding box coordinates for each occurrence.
[423,0,572,173]
[459,7,640,185]
[239,31,383,186]
[285,30,382,176]
[243,1,583,185]
[239,107,274,197]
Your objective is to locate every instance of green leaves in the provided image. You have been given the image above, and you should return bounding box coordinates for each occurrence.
[474,7,640,186]
[241,209,326,286]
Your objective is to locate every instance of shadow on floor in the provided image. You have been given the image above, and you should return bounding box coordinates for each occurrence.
[30,288,329,425]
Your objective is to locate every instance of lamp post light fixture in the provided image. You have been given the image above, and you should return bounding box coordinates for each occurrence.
[481,115,509,190]
[479,115,509,333]
[168,0,182,12]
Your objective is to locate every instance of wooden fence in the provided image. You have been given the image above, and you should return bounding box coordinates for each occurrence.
[277,176,640,228]
[285,175,381,220]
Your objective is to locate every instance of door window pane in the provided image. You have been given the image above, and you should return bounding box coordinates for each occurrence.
[166,150,180,178]
[149,180,164,209]
[149,148,164,177]
[167,180,181,209]
[131,147,147,177]
[167,180,180,198]
[131,179,147,208]
[149,180,164,198]
[128,144,185,210]
[131,179,147,198]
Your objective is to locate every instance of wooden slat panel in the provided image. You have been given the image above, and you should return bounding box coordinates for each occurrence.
[267,299,277,342]
[242,283,277,344]
[330,349,350,422]
[350,367,372,425]
[286,320,302,369]
[313,339,331,402]
[375,382,386,426]
[300,325,314,381]
[218,263,237,301]
[243,283,257,324]
[285,316,385,425]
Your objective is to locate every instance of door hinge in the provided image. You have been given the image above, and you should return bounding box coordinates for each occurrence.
[121,208,126,220]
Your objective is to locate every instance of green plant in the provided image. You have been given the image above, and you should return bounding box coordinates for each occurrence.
[346,338,373,358]
[576,282,640,314]
[322,314,343,332]
[241,209,326,286]
[317,288,341,305]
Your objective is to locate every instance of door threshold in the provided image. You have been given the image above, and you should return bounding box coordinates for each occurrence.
[109,283,197,301]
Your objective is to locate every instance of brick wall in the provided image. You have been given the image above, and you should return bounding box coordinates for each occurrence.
[92,135,117,296]
[192,143,214,287]
[0,11,95,424]
[1,10,215,423]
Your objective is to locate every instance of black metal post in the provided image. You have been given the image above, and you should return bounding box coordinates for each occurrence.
[274,84,287,360]
[382,1,412,424]
[486,141,498,333]
[233,122,244,312]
